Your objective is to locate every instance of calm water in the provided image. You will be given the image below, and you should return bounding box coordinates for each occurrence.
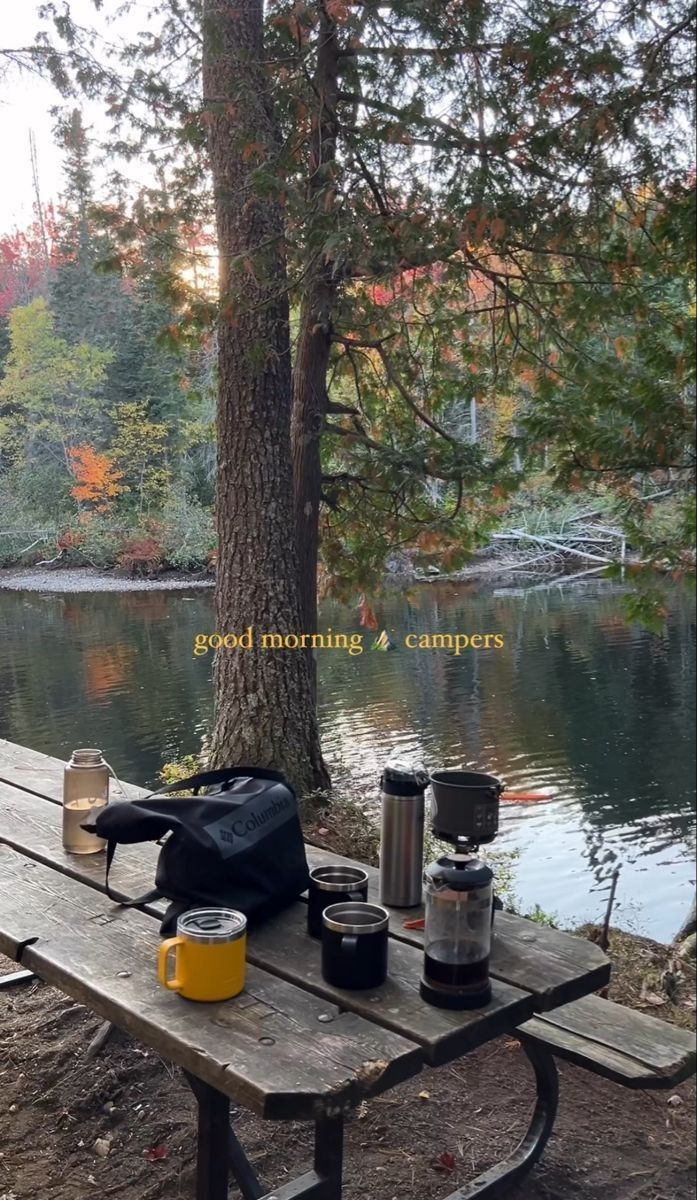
[0,580,694,940]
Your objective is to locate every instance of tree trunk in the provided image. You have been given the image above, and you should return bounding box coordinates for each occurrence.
[292,285,334,656]
[203,0,327,795]
[291,6,341,692]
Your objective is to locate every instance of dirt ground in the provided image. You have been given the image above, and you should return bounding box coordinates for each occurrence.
[0,931,694,1200]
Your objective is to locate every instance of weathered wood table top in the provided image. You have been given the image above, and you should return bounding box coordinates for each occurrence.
[0,737,610,1120]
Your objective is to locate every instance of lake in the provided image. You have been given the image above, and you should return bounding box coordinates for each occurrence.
[0,579,694,941]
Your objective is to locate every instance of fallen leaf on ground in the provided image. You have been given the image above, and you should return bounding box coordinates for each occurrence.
[434,1151,456,1173]
[640,992,667,1007]
[146,1145,169,1161]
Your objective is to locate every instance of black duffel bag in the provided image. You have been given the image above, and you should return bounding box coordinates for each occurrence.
[84,766,309,934]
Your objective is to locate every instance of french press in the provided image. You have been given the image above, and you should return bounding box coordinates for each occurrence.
[420,852,494,1009]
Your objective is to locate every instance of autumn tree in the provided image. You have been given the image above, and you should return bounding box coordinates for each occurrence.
[0,297,112,473]
[69,442,125,512]
[110,401,171,513]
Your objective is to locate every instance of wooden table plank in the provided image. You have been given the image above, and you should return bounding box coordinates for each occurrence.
[0,782,535,1066]
[0,845,423,1120]
[0,769,610,1011]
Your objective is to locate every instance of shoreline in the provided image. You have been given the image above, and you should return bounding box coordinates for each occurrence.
[0,555,619,594]
[0,565,216,592]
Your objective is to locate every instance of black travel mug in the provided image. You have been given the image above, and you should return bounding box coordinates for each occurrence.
[307,866,369,939]
[321,902,389,989]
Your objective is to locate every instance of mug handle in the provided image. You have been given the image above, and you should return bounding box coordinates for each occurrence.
[348,889,366,902]
[340,936,359,955]
[158,936,185,991]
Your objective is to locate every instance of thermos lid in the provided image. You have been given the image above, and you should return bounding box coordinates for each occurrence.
[381,755,429,795]
[178,908,247,944]
[426,854,493,891]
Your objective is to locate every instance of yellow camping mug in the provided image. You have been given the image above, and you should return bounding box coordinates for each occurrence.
[158,908,247,1002]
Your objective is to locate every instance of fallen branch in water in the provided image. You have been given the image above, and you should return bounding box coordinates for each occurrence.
[492,530,614,564]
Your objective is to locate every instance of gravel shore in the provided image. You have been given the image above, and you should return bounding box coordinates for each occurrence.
[0,566,214,593]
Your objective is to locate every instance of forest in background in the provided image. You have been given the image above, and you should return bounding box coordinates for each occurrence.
[0,2,695,608]
[0,110,219,575]
[1,125,694,598]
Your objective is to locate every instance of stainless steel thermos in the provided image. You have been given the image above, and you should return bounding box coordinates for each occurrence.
[379,758,429,907]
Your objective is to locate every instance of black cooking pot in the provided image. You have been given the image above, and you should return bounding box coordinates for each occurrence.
[429,769,503,844]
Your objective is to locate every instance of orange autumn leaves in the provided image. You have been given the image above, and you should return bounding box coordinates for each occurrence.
[68,443,125,513]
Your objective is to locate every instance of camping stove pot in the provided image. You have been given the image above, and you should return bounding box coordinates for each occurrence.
[429,770,502,846]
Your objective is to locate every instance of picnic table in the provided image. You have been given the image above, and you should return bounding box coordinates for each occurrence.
[0,738,613,1200]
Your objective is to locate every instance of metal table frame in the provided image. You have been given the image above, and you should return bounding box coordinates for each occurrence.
[184,1038,559,1200]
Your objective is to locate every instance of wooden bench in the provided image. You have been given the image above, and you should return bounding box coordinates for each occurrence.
[519,994,696,1091]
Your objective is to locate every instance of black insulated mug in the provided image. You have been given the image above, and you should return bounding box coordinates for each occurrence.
[307,865,369,938]
[321,902,389,989]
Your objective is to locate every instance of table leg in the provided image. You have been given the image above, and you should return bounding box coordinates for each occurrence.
[254,1113,344,1200]
[183,1071,344,1200]
[444,1038,559,1200]
[229,1124,266,1199]
[194,1078,232,1200]
[313,1114,344,1200]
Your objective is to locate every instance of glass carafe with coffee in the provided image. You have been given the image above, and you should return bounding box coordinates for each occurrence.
[420,770,502,1010]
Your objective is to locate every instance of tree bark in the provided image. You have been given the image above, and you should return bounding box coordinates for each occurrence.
[203,0,327,795]
[291,5,341,678]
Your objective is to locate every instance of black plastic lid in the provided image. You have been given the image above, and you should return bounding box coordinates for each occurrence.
[381,759,429,796]
[425,853,493,890]
[380,774,427,796]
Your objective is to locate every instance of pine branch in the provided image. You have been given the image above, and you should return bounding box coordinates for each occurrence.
[338,90,481,155]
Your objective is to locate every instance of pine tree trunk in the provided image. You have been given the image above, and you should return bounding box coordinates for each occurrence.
[203,0,327,795]
[291,7,341,678]
[292,284,334,658]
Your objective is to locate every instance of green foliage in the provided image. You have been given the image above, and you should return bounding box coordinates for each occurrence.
[158,490,216,571]
[518,191,696,577]
[75,517,125,568]
[522,903,559,928]
[0,298,112,468]
[110,400,172,512]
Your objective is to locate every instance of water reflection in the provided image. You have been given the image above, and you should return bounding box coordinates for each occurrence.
[0,579,694,940]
